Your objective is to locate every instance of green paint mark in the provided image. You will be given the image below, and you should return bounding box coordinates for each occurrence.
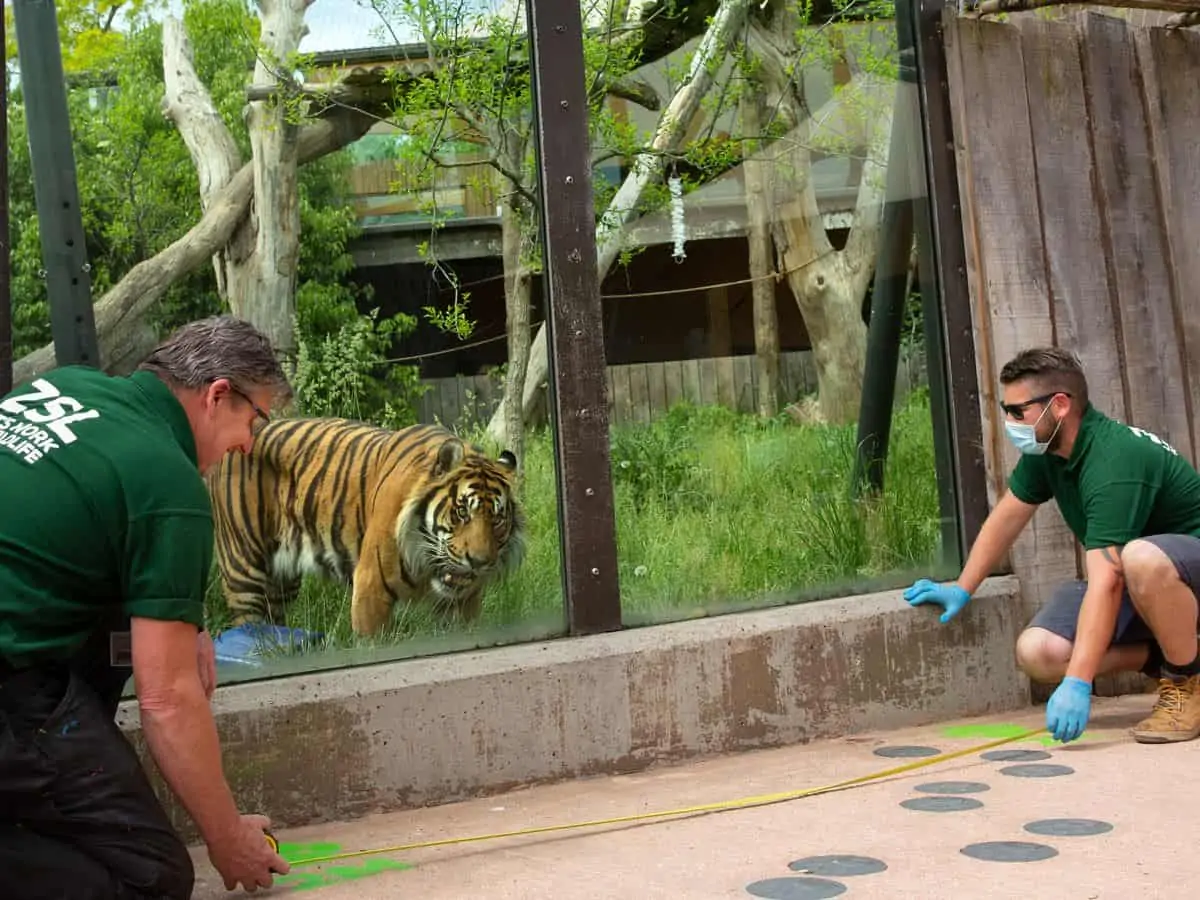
[273,842,412,893]
[940,723,1095,746]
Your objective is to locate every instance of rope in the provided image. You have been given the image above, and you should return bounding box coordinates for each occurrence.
[279,727,1048,868]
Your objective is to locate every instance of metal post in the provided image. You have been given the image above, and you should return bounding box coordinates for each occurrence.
[0,9,11,397]
[524,0,622,633]
[850,5,919,496]
[13,0,100,370]
[910,0,991,561]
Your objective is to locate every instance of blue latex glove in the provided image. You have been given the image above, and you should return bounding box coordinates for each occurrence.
[903,578,971,623]
[1046,676,1092,743]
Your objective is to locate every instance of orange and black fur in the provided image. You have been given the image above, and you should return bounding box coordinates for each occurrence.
[205,418,526,635]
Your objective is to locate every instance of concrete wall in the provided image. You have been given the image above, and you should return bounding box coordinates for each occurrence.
[117,575,1030,842]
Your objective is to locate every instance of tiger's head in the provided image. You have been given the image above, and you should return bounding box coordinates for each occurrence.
[395,434,526,610]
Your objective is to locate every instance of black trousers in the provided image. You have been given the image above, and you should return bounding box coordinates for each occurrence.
[0,627,194,900]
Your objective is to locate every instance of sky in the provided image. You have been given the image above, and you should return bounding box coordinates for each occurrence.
[297,0,416,53]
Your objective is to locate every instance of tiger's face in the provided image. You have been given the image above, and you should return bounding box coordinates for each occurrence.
[398,438,525,604]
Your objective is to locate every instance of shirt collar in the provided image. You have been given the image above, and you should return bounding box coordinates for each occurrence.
[129,370,199,466]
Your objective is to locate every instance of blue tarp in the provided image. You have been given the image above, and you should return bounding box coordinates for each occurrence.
[212,623,325,667]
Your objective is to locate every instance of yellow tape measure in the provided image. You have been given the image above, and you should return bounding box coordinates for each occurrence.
[279,726,1048,868]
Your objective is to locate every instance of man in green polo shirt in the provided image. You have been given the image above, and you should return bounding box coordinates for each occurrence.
[904,347,1200,746]
[0,316,292,898]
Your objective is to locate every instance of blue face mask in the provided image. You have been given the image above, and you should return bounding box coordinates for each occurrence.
[1004,402,1062,455]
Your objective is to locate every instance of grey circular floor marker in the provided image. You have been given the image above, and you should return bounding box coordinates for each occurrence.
[873,745,941,758]
[981,749,1051,762]
[788,855,888,877]
[960,841,1059,863]
[914,781,991,794]
[745,876,848,899]
[1000,763,1075,778]
[1024,818,1113,837]
[900,795,984,812]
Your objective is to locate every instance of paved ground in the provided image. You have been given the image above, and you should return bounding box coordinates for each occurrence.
[190,692,1192,899]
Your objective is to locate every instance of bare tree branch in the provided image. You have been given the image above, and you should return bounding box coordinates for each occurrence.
[12,109,375,386]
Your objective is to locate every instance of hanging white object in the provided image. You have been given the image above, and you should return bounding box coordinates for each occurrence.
[669,174,686,262]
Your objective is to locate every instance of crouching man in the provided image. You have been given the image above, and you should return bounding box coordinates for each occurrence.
[905,347,1200,745]
[0,316,292,897]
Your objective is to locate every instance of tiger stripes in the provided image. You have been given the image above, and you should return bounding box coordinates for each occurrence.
[205,417,526,636]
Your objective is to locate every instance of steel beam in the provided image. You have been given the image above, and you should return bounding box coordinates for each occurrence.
[524,0,622,633]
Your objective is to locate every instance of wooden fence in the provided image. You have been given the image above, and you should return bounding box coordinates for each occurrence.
[945,10,1200,695]
[416,348,928,430]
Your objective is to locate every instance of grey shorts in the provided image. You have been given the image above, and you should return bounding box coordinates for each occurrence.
[1028,533,1200,651]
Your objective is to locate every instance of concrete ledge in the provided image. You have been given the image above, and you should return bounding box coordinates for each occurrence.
[117,575,1030,841]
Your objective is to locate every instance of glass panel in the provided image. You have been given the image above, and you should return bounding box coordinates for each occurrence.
[0,1,570,689]
[199,7,568,685]
[598,3,961,626]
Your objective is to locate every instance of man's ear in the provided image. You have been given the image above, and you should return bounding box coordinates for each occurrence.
[202,378,232,413]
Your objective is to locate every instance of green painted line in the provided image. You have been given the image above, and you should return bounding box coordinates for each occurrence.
[939,723,1094,746]
[275,842,413,892]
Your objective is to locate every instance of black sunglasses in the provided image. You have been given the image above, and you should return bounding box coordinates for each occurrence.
[1000,391,1069,421]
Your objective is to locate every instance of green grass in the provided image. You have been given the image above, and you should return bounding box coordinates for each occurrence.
[204,388,954,659]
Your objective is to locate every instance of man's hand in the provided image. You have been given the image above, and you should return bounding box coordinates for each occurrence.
[206,813,291,892]
[198,630,217,700]
[1046,676,1092,743]
[904,579,971,623]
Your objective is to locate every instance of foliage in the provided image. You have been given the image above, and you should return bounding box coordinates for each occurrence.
[6,0,424,422]
[5,0,167,75]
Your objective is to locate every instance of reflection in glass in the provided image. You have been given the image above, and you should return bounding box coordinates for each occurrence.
[597,3,959,625]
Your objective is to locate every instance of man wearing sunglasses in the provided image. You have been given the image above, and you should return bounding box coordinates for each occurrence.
[905,346,1200,747]
[0,316,292,898]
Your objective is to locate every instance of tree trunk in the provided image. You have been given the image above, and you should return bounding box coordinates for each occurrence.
[741,87,780,418]
[500,189,531,467]
[485,0,752,445]
[749,15,895,424]
[161,16,243,297]
[11,109,373,387]
[237,0,314,362]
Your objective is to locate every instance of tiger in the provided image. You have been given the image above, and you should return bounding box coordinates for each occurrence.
[204,417,526,636]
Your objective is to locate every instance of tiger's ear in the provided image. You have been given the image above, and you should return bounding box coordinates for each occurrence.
[433,437,466,476]
[497,450,517,471]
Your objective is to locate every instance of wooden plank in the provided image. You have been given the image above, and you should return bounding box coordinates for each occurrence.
[945,15,1077,622]
[628,363,651,424]
[1016,16,1126,429]
[663,359,684,412]
[1142,26,1200,465]
[733,355,754,413]
[609,365,632,426]
[714,354,737,409]
[1080,12,1191,457]
[699,358,718,406]
[646,358,668,421]
[681,358,702,406]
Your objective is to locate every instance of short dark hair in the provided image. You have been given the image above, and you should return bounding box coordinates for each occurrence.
[998,346,1088,411]
[138,315,293,402]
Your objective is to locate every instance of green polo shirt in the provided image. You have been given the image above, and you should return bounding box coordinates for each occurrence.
[1008,403,1200,550]
[0,365,213,666]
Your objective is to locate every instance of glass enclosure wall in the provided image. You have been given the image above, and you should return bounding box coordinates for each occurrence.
[598,8,961,625]
[5,0,966,686]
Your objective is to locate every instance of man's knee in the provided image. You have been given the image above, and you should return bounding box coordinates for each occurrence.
[1122,538,1181,597]
[1015,627,1072,682]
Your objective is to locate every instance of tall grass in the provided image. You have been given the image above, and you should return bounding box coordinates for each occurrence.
[204,388,952,657]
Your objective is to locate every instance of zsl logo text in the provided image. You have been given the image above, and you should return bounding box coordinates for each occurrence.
[0,379,102,463]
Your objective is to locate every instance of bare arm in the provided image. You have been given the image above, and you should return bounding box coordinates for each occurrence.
[1065,546,1125,683]
[131,616,241,846]
[954,489,1039,594]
